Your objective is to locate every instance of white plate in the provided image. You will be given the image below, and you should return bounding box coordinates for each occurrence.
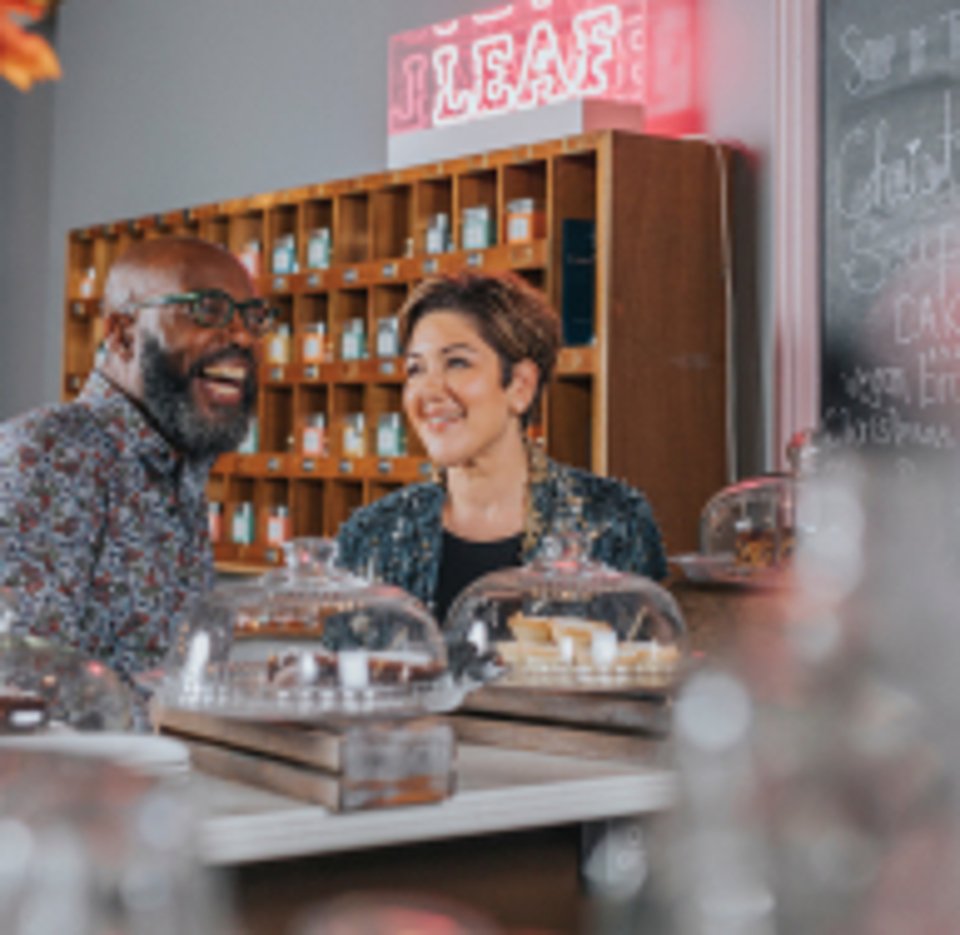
[0,729,191,777]
[670,552,789,588]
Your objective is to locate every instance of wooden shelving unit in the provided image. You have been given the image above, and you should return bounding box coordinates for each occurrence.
[62,131,733,566]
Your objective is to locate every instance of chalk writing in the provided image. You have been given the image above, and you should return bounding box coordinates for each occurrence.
[824,0,960,463]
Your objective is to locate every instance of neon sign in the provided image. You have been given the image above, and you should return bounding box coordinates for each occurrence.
[388,0,701,138]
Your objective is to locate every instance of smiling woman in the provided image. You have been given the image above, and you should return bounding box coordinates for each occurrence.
[336,271,667,625]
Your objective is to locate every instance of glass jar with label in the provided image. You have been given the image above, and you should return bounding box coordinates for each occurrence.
[340,319,367,361]
[302,413,327,455]
[268,324,291,365]
[461,205,494,250]
[208,502,223,544]
[237,417,259,454]
[231,502,255,546]
[272,233,297,274]
[301,322,326,364]
[307,227,332,269]
[342,413,366,458]
[376,316,400,358]
[78,266,97,298]
[425,213,452,254]
[266,506,291,547]
[376,413,407,458]
[237,240,261,279]
[506,198,546,243]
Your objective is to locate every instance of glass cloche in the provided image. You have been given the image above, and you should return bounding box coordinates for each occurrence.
[673,430,821,585]
[445,525,687,692]
[151,538,475,720]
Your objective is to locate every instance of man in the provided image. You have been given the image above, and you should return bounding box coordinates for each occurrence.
[0,237,271,682]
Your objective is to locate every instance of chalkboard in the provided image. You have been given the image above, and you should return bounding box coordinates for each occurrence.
[821,0,960,465]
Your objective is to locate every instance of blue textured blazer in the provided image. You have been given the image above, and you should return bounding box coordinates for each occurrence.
[336,458,667,620]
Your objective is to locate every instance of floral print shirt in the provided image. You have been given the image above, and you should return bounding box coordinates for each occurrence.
[0,371,215,682]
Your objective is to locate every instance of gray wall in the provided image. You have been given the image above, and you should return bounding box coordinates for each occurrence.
[0,74,57,416]
[0,0,776,471]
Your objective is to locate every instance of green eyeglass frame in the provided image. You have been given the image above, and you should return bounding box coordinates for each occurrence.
[120,288,279,337]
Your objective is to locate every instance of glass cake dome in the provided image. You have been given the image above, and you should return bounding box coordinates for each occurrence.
[672,429,822,586]
[152,538,475,720]
[445,524,687,692]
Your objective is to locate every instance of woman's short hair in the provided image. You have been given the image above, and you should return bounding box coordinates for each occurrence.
[398,272,562,425]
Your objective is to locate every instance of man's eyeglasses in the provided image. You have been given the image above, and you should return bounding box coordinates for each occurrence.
[120,289,279,337]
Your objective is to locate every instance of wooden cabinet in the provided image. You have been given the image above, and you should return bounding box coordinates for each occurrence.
[62,131,733,566]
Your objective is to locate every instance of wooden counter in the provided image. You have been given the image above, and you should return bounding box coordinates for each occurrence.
[195,744,674,866]
[192,744,674,934]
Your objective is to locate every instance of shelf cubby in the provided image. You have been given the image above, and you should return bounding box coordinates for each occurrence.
[330,288,369,362]
[266,203,299,276]
[199,214,229,249]
[371,184,413,259]
[456,168,498,251]
[328,480,364,535]
[413,177,453,254]
[335,191,370,264]
[292,480,326,538]
[260,386,294,453]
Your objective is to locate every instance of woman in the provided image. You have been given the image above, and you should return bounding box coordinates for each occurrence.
[336,272,666,623]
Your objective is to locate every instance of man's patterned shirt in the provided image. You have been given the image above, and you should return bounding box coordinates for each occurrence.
[0,371,215,681]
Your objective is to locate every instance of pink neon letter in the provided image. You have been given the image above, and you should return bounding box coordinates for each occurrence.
[517,19,569,108]
[389,53,430,133]
[432,44,476,124]
[571,5,621,97]
[473,33,517,115]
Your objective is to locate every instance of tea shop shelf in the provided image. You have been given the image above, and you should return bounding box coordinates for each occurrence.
[63,130,736,562]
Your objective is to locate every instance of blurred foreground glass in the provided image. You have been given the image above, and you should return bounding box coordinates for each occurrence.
[633,459,960,933]
[0,750,234,934]
[292,892,501,935]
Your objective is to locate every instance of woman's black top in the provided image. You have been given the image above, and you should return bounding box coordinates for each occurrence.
[433,529,523,626]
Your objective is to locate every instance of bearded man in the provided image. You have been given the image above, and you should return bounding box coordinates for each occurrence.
[0,237,271,682]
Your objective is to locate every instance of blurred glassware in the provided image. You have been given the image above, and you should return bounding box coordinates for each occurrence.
[0,749,234,934]
[291,892,501,935]
[637,458,960,934]
[0,594,133,732]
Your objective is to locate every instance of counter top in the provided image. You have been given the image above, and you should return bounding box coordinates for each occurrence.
[193,744,675,866]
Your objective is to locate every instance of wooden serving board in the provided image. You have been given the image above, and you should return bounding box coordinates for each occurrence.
[450,715,665,762]
[156,707,344,770]
[155,707,456,811]
[447,684,672,762]
[183,736,341,807]
[460,685,671,734]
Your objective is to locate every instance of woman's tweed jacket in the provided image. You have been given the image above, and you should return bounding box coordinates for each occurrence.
[336,458,667,620]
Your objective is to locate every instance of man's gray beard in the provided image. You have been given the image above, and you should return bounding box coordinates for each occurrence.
[141,335,256,460]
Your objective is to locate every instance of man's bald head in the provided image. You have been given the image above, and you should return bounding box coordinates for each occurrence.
[104,237,252,315]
